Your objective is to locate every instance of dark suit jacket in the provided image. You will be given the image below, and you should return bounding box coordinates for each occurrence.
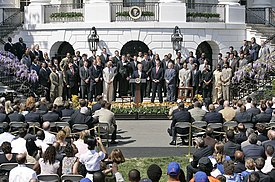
[141,60,153,75]
[191,69,201,87]
[247,107,261,117]
[266,107,273,115]
[235,131,247,144]
[256,171,271,182]
[243,144,265,160]
[191,146,214,168]
[224,140,241,159]
[204,111,223,123]
[253,112,272,123]
[215,105,224,112]
[240,45,250,54]
[92,103,101,113]
[39,68,49,87]
[268,169,275,182]
[66,69,79,88]
[4,42,15,54]
[250,43,260,61]
[129,61,138,74]
[151,67,164,82]
[234,161,246,173]
[61,108,75,118]
[34,50,44,61]
[30,64,40,75]
[15,42,26,59]
[0,113,9,123]
[164,69,176,85]
[257,134,268,143]
[89,65,102,85]
[262,140,275,149]
[203,136,217,148]
[99,53,110,65]
[42,111,60,123]
[39,104,48,112]
[235,111,252,123]
[171,109,192,128]
[8,112,25,122]
[79,66,90,86]
[70,112,93,128]
[25,112,41,123]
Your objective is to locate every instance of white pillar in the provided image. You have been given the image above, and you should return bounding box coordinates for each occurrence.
[218,0,239,5]
[250,0,271,8]
[159,0,186,22]
[84,0,111,22]
[25,0,50,24]
[219,0,245,24]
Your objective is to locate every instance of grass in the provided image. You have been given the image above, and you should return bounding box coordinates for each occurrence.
[118,156,190,182]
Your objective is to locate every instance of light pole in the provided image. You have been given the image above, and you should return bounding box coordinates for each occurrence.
[87,26,99,51]
[171,26,183,53]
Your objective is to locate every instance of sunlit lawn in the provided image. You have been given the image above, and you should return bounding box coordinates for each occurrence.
[118,156,190,182]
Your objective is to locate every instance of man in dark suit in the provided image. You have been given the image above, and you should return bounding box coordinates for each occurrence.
[240,40,250,55]
[252,104,272,123]
[255,157,271,182]
[186,138,213,181]
[204,104,223,123]
[190,63,201,95]
[151,60,164,103]
[99,47,110,66]
[60,101,74,118]
[112,50,121,101]
[88,50,97,66]
[247,101,261,117]
[131,63,147,103]
[266,101,273,115]
[39,62,50,101]
[168,103,191,145]
[224,130,241,159]
[235,123,247,144]
[118,55,131,97]
[268,157,275,181]
[141,54,153,97]
[89,58,103,101]
[8,105,25,122]
[70,106,94,128]
[91,95,103,113]
[25,105,41,124]
[0,106,9,123]
[201,65,212,100]
[262,130,275,149]
[243,133,265,160]
[14,37,26,60]
[34,44,44,62]
[203,127,217,148]
[174,57,182,99]
[130,56,139,97]
[30,57,40,75]
[42,104,60,123]
[235,105,252,123]
[164,62,176,102]
[4,37,16,55]
[66,63,79,99]
[250,37,260,61]
[234,151,246,173]
[79,60,90,100]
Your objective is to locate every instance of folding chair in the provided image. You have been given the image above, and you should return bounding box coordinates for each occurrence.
[37,174,59,182]
[9,122,24,129]
[72,124,88,132]
[223,121,238,131]
[55,122,70,131]
[25,163,35,169]
[0,163,17,171]
[175,122,190,146]
[61,174,83,182]
[27,122,41,134]
[61,117,71,123]
[96,122,110,147]
[269,122,275,129]
[207,123,223,140]
[192,121,207,137]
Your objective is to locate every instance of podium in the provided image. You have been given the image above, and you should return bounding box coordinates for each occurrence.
[130,78,146,106]
[178,87,194,101]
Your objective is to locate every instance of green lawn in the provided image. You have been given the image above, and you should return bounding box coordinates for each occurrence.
[118,156,190,182]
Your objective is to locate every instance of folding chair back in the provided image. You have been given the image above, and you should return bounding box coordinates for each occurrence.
[9,122,24,129]
[0,163,17,171]
[72,124,88,132]
[223,121,238,131]
[192,121,207,137]
[37,174,59,182]
[96,122,110,147]
[242,122,254,129]
[61,117,71,123]
[55,122,70,131]
[61,174,83,182]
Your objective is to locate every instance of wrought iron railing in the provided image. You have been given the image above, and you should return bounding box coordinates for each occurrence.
[0,8,23,44]
[246,8,266,24]
[110,2,159,22]
[44,3,84,23]
[186,3,225,22]
[269,8,275,26]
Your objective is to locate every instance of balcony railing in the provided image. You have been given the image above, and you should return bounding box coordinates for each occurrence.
[186,3,225,22]
[44,4,84,23]
[110,2,159,22]
[246,8,266,24]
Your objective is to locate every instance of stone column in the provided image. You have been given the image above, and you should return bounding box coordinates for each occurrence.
[218,0,240,5]
[219,0,245,24]
[159,0,186,22]
[0,0,18,23]
[84,0,111,22]
[250,0,271,8]
[25,0,51,24]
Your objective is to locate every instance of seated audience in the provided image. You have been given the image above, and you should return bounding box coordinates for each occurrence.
[25,104,41,123]
[268,156,275,181]
[240,158,255,181]
[34,130,49,153]
[92,95,103,113]
[62,143,78,175]
[74,130,89,158]
[242,133,265,160]
[255,157,271,182]
[247,100,261,117]
[256,124,268,142]
[0,142,17,164]
[129,169,141,182]
[262,145,274,174]
[219,101,236,122]
[8,105,25,122]
[235,105,252,123]
[204,104,223,123]
[11,128,27,154]
[188,101,206,121]
[252,104,272,123]
[262,130,275,149]
[235,123,247,144]
[233,151,246,174]
[224,130,241,159]
[203,127,217,148]
[0,105,9,123]
[41,103,60,123]
[70,106,93,128]
[0,123,15,146]
[223,160,240,181]
[147,164,162,182]
[61,101,74,118]
[26,138,42,163]
[42,121,56,145]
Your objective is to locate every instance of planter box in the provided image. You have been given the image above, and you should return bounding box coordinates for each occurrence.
[115,113,138,120]
[138,114,168,120]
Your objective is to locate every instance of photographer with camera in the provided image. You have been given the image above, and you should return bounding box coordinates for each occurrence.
[79,137,107,181]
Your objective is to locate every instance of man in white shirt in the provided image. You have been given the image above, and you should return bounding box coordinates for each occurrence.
[9,153,37,182]
[11,128,27,154]
[35,130,49,153]
[262,145,274,173]
[42,121,56,145]
[0,123,15,146]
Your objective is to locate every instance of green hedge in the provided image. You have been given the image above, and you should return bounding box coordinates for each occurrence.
[187,12,220,18]
[50,12,83,19]
[116,11,154,17]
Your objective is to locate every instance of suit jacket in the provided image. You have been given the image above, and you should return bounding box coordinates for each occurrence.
[70,112,93,128]
[204,111,223,123]
[89,65,102,85]
[141,60,153,75]
[129,61,138,74]
[79,66,90,86]
[0,113,9,123]
[25,112,41,123]
[268,169,275,182]
[203,136,217,148]
[34,50,44,61]
[39,68,49,87]
[247,107,261,117]
[191,146,214,168]
[4,42,15,54]
[256,171,271,182]
[66,69,79,88]
[103,67,116,83]
[191,69,201,87]
[30,64,40,75]
[172,109,192,124]
[49,72,59,91]
[8,112,25,122]
[234,162,246,173]
[250,43,260,61]
[42,111,60,123]
[253,112,271,123]
[99,53,110,65]
[93,108,116,132]
[92,103,101,113]
[243,144,265,160]
[15,42,26,59]
[235,111,252,123]
[235,131,247,144]
[262,140,275,149]
[188,107,206,121]
[61,108,75,118]
[151,66,164,82]
[224,140,241,159]
[118,61,131,78]
[164,68,176,85]
[266,107,273,115]
[240,45,250,54]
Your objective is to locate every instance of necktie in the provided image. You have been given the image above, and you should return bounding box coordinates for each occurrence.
[71,69,74,75]
[156,67,158,74]
[109,68,111,73]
